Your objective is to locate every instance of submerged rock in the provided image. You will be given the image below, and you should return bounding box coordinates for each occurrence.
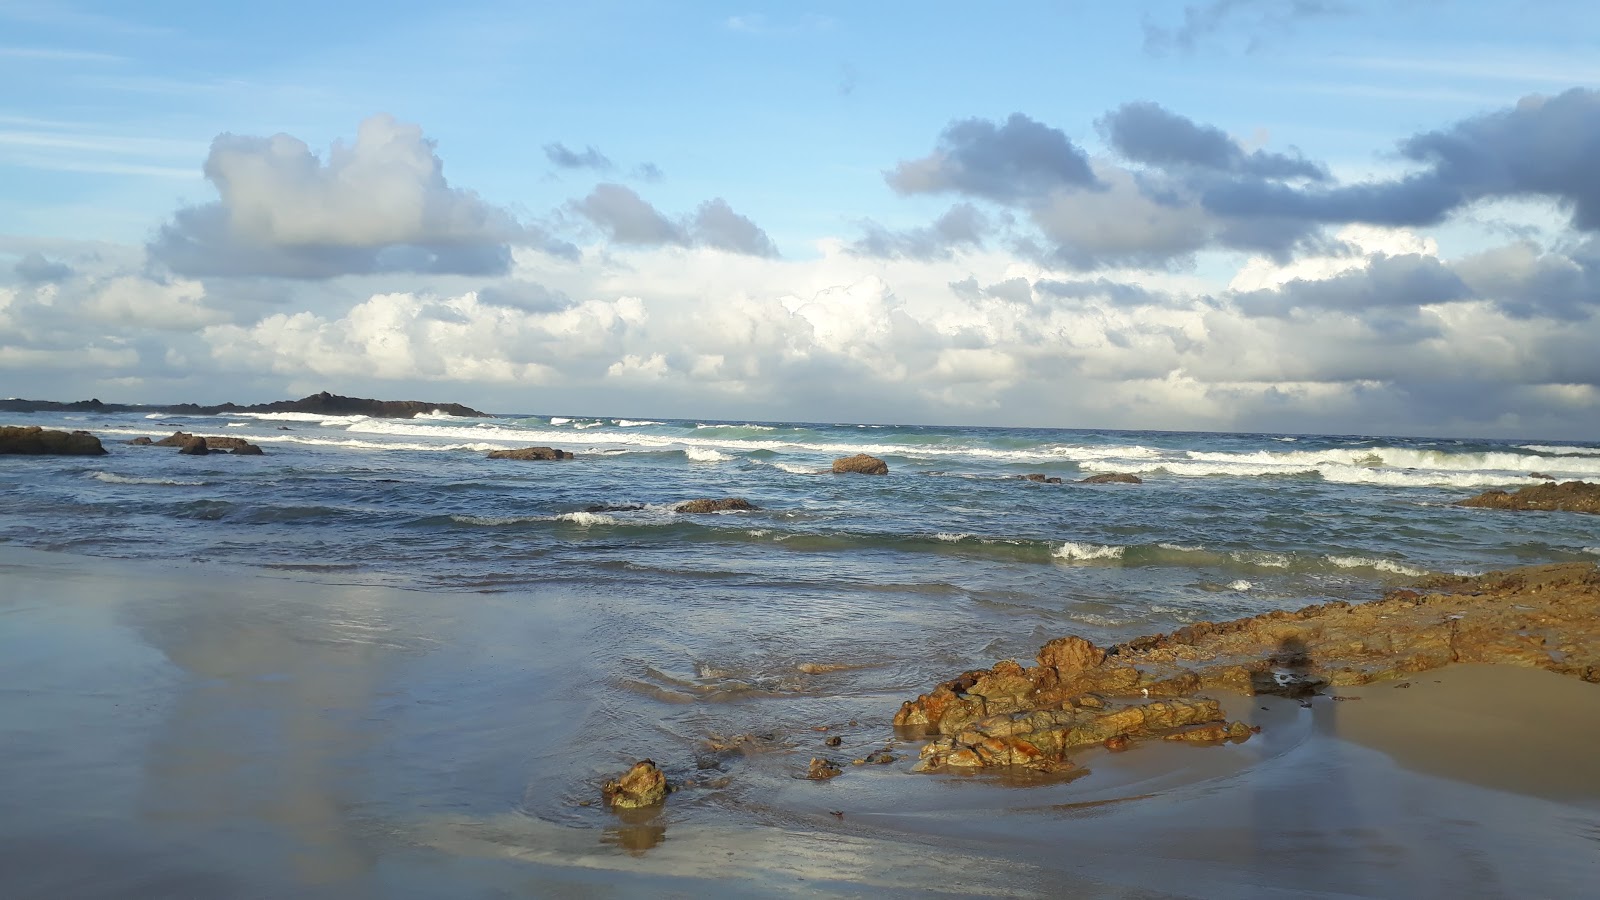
[232,443,265,456]
[832,453,888,475]
[1021,473,1064,484]
[126,436,153,445]
[1457,481,1600,514]
[602,760,669,809]
[807,758,843,780]
[1079,473,1143,484]
[675,498,758,513]
[487,446,570,461]
[896,562,1600,772]
[0,425,107,456]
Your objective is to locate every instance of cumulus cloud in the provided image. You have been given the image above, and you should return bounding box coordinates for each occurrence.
[851,204,989,260]
[1100,102,1326,181]
[887,113,1098,203]
[571,184,779,257]
[13,252,73,283]
[149,114,575,278]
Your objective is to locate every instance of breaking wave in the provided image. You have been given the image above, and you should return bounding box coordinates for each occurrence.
[90,471,206,486]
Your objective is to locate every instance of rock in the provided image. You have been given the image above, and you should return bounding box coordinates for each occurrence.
[196,435,253,450]
[487,446,569,461]
[602,760,669,809]
[126,436,153,445]
[1529,472,1555,480]
[232,443,265,456]
[675,498,758,513]
[1103,734,1131,752]
[896,561,1600,772]
[1457,481,1600,514]
[807,758,843,780]
[1021,473,1063,484]
[825,736,843,747]
[0,425,108,456]
[153,431,194,447]
[0,391,489,418]
[586,504,645,513]
[832,453,888,475]
[1079,473,1143,484]
[178,437,210,455]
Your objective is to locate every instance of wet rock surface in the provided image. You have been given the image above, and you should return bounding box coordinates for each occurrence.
[1457,480,1600,514]
[832,453,888,475]
[602,760,669,809]
[896,563,1600,771]
[1021,473,1063,484]
[1079,472,1143,484]
[148,432,265,455]
[0,426,107,456]
[486,446,570,460]
[674,498,758,513]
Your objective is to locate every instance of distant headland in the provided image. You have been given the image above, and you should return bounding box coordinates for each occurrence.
[0,390,490,419]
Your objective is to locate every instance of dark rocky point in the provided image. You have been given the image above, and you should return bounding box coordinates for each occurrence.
[1457,480,1600,514]
[1079,473,1143,484]
[0,425,107,455]
[487,446,570,461]
[0,391,489,419]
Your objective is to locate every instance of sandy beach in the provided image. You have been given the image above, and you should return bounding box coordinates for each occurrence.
[3,544,1597,898]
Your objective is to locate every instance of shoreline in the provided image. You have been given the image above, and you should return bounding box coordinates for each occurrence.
[3,544,1598,897]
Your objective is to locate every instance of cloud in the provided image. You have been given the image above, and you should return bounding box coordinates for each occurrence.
[543,142,614,171]
[13,252,72,283]
[1204,89,1600,233]
[850,204,989,260]
[571,184,779,256]
[149,114,574,278]
[887,113,1098,203]
[1143,0,1350,55]
[1100,101,1326,181]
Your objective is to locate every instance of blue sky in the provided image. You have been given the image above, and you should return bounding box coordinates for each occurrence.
[3,1,1600,437]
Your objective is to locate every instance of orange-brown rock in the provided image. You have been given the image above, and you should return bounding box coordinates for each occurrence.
[0,425,107,455]
[487,446,570,461]
[832,453,888,475]
[602,760,669,809]
[807,758,843,780]
[897,562,1600,771]
[1457,480,1600,514]
[675,498,759,513]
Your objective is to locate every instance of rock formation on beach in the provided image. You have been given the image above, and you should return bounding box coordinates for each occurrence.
[602,760,670,809]
[0,391,489,418]
[486,446,570,460]
[1457,480,1600,514]
[895,562,1600,772]
[675,498,759,513]
[1021,473,1063,484]
[1079,473,1143,484]
[145,432,265,455]
[0,425,107,455]
[832,453,888,475]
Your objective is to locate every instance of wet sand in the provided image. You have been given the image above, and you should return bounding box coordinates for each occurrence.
[2,545,1598,898]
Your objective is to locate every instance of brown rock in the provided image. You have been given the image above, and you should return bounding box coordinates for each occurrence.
[196,435,253,450]
[126,436,153,445]
[1457,481,1600,514]
[0,425,108,456]
[152,431,194,447]
[487,446,569,461]
[675,498,759,513]
[1021,473,1064,484]
[178,437,210,455]
[832,453,888,475]
[807,758,843,780]
[602,760,669,809]
[232,443,265,456]
[1079,472,1143,484]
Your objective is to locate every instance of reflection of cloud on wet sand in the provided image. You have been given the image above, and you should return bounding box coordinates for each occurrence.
[126,581,416,885]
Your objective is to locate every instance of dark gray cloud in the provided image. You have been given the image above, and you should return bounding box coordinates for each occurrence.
[571,184,779,256]
[149,115,572,278]
[1205,89,1600,233]
[850,204,988,260]
[692,199,779,257]
[544,142,614,171]
[1143,0,1350,54]
[887,113,1098,203]
[1454,239,1600,321]
[1232,253,1468,318]
[13,252,73,283]
[478,281,575,314]
[1101,102,1326,181]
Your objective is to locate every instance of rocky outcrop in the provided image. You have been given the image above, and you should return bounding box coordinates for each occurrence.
[896,563,1600,772]
[486,446,569,460]
[602,760,669,809]
[675,498,759,513]
[832,453,888,475]
[0,425,107,456]
[1079,473,1143,484]
[148,432,264,455]
[1021,473,1063,484]
[126,437,153,445]
[0,391,489,418]
[1457,480,1600,514]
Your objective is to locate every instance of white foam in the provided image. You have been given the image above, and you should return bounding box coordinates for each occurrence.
[556,511,617,526]
[616,419,664,427]
[1157,542,1204,552]
[771,462,821,475]
[237,411,370,424]
[548,417,572,425]
[1232,550,1292,568]
[1317,467,1545,488]
[1054,541,1126,561]
[1584,547,1600,556]
[1327,555,1429,577]
[696,423,775,431]
[90,471,205,486]
[1228,580,1254,591]
[934,532,972,542]
[685,447,732,463]
[449,514,534,526]
[412,409,465,420]
[1520,444,1600,456]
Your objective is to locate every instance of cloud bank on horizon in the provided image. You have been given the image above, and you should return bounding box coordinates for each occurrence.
[2,0,1598,438]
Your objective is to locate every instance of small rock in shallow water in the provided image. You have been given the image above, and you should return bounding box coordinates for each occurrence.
[825,736,842,747]
[807,758,843,780]
[602,760,669,809]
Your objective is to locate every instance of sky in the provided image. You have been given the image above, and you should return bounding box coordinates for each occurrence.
[3,0,1600,438]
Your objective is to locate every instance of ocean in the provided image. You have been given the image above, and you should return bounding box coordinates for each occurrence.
[4,409,1600,895]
